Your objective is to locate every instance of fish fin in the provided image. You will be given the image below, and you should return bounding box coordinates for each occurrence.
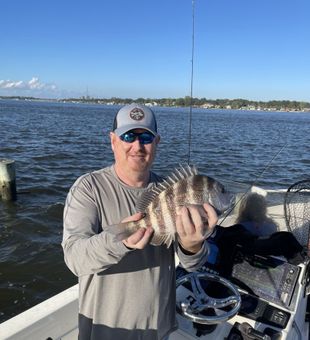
[135,164,198,213]
[135,190,159,213]
[166,164,198,185]
[150,232,175,248]
[177,163,198,177]
[104,222,138,242]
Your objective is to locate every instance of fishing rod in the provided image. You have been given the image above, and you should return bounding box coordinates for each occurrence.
[187,0,195,165]
[185,1,289,225]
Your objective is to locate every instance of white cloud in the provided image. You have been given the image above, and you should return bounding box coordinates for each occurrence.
[0,77,57,92]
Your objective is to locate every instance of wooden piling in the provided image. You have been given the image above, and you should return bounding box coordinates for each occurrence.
[0,159,17,201]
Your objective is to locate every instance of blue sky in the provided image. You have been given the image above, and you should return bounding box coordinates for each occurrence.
[1,0,309,101]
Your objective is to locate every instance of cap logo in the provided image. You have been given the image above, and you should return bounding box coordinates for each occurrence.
[129,108,144,121]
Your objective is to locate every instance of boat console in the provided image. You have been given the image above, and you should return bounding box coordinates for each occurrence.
[173,247,309,340]
[230,249,300,312]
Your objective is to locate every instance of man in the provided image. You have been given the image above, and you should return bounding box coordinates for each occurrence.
[62,103,217,340]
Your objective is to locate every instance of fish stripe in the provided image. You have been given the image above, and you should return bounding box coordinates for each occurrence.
[189,176,195,203]
[148,198,158,230]
[175,178,188,205]
[192,175,205,203]
[162,188,175,234]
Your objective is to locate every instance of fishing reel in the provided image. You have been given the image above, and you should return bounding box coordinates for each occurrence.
[176,272,241,324]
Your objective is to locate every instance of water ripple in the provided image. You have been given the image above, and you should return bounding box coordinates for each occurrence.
[0,100,309,322]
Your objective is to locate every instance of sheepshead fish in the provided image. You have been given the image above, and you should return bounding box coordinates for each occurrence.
[106,165,234,247]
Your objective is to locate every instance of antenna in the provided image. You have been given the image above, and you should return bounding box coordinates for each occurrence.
[187,0,195,165]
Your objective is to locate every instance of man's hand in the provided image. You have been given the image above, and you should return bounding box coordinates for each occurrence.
[176,203,218,254]
[122,212,154,250]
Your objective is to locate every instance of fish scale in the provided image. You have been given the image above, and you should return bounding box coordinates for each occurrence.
[105,165,234,248]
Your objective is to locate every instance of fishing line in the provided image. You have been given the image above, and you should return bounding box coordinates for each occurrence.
[249,142,288,189]
[219,141,288,225]
[187,0,195,165]
[219,105,293,224]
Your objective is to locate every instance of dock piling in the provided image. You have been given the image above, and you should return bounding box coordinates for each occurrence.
[0,159,17,201]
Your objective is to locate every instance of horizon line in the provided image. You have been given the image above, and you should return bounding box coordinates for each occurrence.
[1,95,309,105]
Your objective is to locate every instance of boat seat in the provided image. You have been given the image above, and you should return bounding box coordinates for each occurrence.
[284,179,310,250]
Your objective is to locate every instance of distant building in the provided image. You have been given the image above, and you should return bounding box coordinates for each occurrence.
[201,103,214,109]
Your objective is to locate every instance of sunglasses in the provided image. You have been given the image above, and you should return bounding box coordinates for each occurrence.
[119,131,155,144]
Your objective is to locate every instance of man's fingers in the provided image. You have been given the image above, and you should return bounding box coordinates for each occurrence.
[126,228,146,244]
[176,204,217,239]
[175,212,184,236]
[202,203,218,228]
[121,212,144,223]
[134,226,154,248]
[123,226,153,249]
[186,205,208,235]
[176,206,194,236]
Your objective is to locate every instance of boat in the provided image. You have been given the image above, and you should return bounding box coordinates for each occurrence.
[0,185,309,340]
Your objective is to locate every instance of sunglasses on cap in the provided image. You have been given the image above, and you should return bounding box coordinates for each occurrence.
[119,131,155,144]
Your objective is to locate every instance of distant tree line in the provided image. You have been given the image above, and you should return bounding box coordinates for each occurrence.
[76,96,310,111]
[1,95,309,111]
[0,95,37,100]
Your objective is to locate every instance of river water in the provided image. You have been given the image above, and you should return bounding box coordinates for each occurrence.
[0,99,309,322]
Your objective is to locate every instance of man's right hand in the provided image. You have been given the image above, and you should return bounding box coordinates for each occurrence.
[122,212,154,250]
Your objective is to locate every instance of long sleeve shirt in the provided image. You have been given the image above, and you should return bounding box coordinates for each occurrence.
[62,166,209,340]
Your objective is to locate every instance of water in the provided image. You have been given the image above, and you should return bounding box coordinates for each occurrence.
[0,99,309,322]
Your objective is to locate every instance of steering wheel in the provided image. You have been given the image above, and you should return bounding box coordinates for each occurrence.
[176,272,241,324]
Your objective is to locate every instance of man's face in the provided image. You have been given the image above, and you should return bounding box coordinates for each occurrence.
[110,129,160,173]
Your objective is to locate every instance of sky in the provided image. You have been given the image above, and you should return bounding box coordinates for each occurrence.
[0,0,309,102]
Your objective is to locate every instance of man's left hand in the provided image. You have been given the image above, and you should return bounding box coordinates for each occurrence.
[176,203,218,254]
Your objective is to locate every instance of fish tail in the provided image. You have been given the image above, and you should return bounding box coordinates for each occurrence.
[104,221,141,242]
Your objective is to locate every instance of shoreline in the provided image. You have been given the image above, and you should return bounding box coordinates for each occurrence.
[1,96,309,113]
